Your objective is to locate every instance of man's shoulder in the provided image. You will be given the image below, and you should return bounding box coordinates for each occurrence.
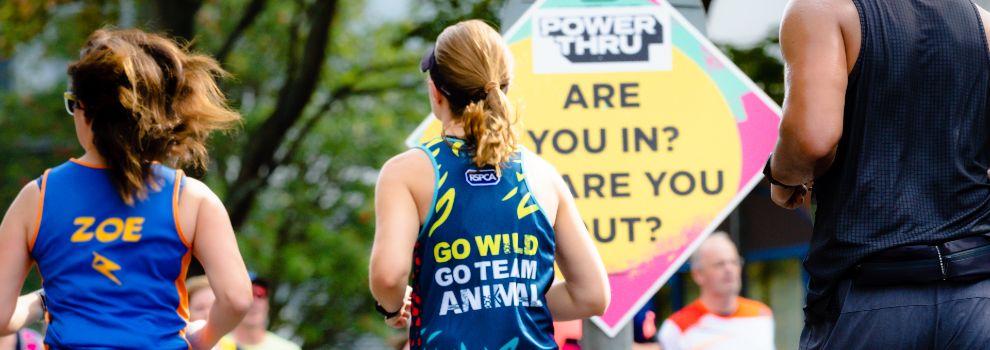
[784,0,856,15]
[735,297,773,318]
[781,0,858,32]
[664,300,708,332]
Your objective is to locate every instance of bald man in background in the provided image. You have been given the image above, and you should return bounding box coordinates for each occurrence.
[657,232,774,350]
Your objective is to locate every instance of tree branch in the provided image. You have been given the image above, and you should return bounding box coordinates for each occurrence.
[149,0,205,42]
[285,0,306,80]
[227,0,339,229]
[215,0,267,64]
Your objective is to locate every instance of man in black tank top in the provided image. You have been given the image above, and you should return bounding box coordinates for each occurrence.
[770,0,990,348]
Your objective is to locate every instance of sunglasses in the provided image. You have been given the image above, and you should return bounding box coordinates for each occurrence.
[63,91,81,116]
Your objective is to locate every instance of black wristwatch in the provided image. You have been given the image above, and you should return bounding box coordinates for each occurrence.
[375,303,401,319]
[763,155,800,189]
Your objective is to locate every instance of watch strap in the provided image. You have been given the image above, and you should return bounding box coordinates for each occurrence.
[375,302,401,319]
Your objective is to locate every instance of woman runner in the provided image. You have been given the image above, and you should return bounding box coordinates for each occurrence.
[0,28,253,350]
[370,20,610,349]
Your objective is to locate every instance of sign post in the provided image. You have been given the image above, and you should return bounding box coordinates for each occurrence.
[407,0,782,339]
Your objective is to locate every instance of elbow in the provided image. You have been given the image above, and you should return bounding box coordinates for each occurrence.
[795,138,837,161]
[218,287,253,319]
[586,286,611,317]
[782,125,839,162]
[369,265,409,297]
[575,281,610,317]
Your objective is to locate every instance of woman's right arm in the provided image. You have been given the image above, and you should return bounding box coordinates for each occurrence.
[0,183,39,335]
[183,179,253,349]
[545,170,610,321]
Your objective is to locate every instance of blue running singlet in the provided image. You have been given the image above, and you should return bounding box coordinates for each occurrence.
[30,159,192,349]
[408,138,557,350]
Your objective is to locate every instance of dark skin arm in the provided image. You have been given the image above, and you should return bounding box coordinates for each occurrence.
[771,0,859,209]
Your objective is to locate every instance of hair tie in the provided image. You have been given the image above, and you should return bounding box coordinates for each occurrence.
[484,81,500,95]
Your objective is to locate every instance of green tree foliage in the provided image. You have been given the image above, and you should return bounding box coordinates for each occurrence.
[0,0,502,347]
[720,35,784,105]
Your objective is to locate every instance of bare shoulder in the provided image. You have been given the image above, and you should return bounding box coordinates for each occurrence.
[519,148,564,217]
[179,176,222,206]
[378,148,434,184]
[783,0,852,16]
[0,181,43,245]
[14,181,41,228]
[781,0,853,31]
[520,149,561,182]
[781,0,859,70]
[175,175,226,242]
[520,148,551,169]
[16,181,41,204]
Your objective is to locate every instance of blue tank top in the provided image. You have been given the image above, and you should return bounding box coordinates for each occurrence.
[408,138,557,350]
[30,159,191,349]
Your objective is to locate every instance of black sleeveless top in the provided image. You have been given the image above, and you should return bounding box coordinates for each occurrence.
[806,0,990,313]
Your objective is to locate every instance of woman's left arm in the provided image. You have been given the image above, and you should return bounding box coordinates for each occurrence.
[369,151,425,328]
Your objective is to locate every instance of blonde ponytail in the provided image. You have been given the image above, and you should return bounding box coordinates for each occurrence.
[461,80,517,172]
[433,20,518,172]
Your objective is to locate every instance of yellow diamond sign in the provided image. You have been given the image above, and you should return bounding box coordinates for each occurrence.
[406,0,781,336]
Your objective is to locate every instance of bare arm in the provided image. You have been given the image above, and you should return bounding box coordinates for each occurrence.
[0,183,38,334]
[546,169,610,320]
[369,151,423,328]
[183,179,252,349]
[771,0,851,208]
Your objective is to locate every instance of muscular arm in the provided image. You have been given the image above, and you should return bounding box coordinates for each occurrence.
[771,0,853,207]
[0,183,39,334]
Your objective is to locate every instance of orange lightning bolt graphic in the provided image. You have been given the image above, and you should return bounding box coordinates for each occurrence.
[92,252,122,285]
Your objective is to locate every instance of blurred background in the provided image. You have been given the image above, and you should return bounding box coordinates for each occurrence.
[3,0,956,348]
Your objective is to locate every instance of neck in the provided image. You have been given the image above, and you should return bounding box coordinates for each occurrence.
[233,324,267,345]
[700,293,737,316]
[78,151,106,166]
[441,119,466,139]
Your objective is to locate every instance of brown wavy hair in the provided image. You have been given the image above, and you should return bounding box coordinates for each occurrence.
[434,20,518,171]
[68,28,240,205]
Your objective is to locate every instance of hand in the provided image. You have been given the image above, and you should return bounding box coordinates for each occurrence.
[771,183,810,209]
[385,286,413,329]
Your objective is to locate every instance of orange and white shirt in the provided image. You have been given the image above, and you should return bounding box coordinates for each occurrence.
[657,297,774,350]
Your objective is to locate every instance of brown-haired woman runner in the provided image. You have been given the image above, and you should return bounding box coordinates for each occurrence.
[0,28,252,350]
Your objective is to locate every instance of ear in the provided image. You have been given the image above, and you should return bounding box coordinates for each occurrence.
[427,78,446,106]
[76,101,91,125]
[690,267,703,286]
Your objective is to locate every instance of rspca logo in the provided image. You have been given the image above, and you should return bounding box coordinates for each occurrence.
[532,6,671,73]
[465,169,500,186]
